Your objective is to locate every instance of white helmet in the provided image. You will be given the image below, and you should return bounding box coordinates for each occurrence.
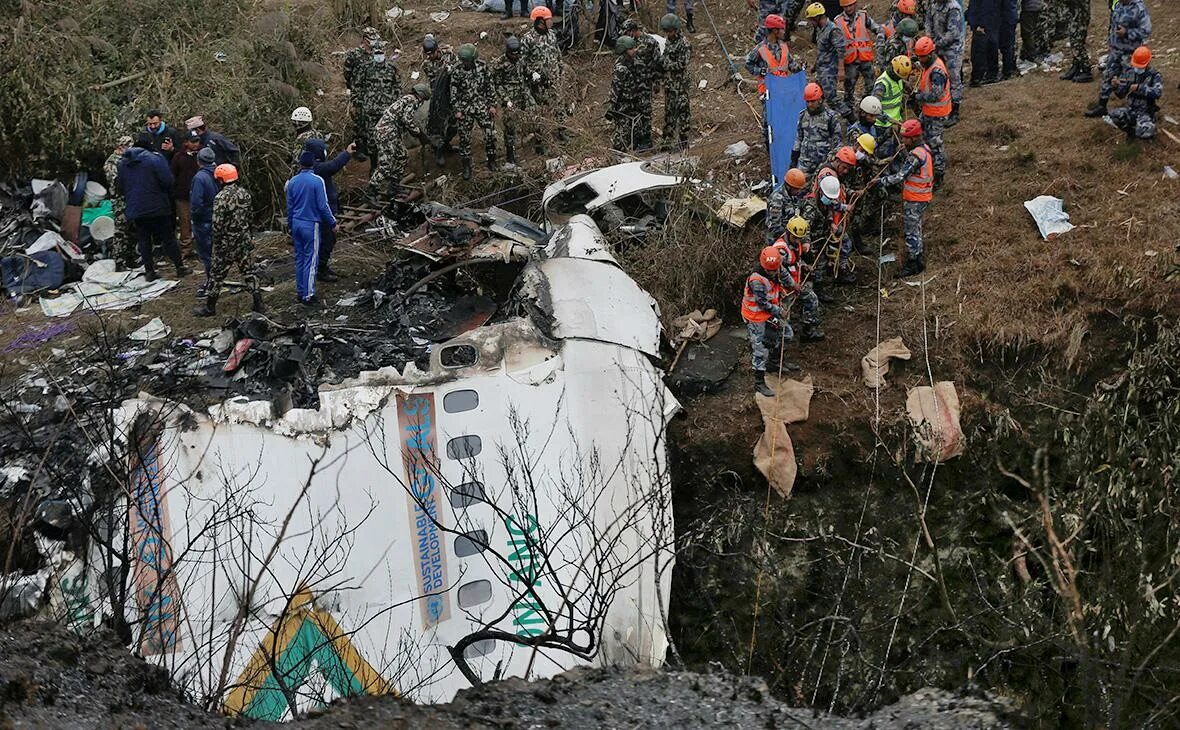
[819,175,841,200]
[859,95,882,115]
[290,106,313,123]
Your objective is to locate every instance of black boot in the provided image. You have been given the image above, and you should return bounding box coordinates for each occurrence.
[461,157,473,181]
[801,327,826,342]
[501,7,512,18]
[486,154,497,171]
[174,259,191,277]
[505,144,517,166]
[1072,65,1094,83]
[251,291,265,314]
[192,293,217,317]
[754,370,774,397]
[897,253,926,278]
[1059,61,1079,81]
[945,102,960,128]
[686,11,696,32]
[1083,100,1108,118]
[144,267,159,282]
[318,265,340,283]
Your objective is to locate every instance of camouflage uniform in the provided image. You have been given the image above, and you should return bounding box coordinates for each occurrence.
[753,0,788,43]
[207,184,257,298]
[813,20,847,107]
[609,52,654,151]
[371,94,427,196]
[423,46,457,87]
[522,28,566,139]
[914,59,949,174]
[744,274,791,371]
[102,142,135,267]
[657,33,692,146]
[1109,66,1162,139]
[765,185,817,242]
[773,238,822,336]
[1099,0,1151,104]
[836,10,882,108]
[633,30,662,137]
[450,59,497,162]
[359,53,402,168]
[344,31,378,157]
[879,144,934,258]
[926,0,965,104]
[792,106,844,174]
[491,49,538,158]
[1060,0,1090,67]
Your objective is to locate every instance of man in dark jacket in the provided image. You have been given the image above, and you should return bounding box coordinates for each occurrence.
[189,147,219,294]
[117,135,191,280]
[303,138,355,282]
[144,109,185,162]
[999,0,1019,79]
[169,130,202,261]
[185,115,241,165]
[966,0,1002,84]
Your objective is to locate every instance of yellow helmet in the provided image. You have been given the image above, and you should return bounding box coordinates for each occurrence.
[856,132,876,155]
[786,216,810,239]
[805,2,826,18]
[891,54,913,78]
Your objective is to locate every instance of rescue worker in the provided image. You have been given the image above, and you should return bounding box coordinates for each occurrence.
[422,35,457,166]
[750,0,789,43]
[103,136,135,268]
[667,0,696,33]
[882,16,920,63]
[1108,46,1162,141]
[745,13,804,142]
[189,147,218,295]
[766,167,818,242]
[872,54,911,159]
[344,27,382,162]
[285,153,337,308]
[813,147,857,285]
[791,82,844,175]
[925,0,965,125]
[359,39,402,175]
[656,13,693,150]
[608,36,654,151]
[835,0,881,111]
[1056,0,1093,82]
[491,36,537,167]
[878,0,918,56]
[1084,0,1151,119]
[625,20,661,147]
[774,216,825,342]
[370,84,433,198]
[846,95,881,146]
[522,7,567,149]
[807,3,846,107]
[193,164,262,315]
[743,246,796,398]
[450,44,498,179]
[290,106,324,172]
[912,36,951,180]
[873,119,934,277]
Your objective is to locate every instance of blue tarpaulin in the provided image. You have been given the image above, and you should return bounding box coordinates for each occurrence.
[764,73,807,188]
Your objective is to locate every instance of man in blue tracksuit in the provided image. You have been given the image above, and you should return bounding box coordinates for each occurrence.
[302,138,355,283]
[189,147,219,295]
[286,150,337,307]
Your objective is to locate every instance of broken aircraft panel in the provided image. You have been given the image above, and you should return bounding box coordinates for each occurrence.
[541,161,691,227]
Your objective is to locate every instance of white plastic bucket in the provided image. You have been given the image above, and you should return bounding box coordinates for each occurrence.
[83,181,107,206]
[89,215,115,241]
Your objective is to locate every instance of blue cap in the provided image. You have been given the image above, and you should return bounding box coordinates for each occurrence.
[298,150,317,167]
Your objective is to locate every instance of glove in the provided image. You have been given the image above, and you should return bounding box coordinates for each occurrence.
[768,317,782,329]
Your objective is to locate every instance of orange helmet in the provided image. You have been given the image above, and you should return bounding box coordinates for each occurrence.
[901,119,923,137]
[214,163,238,183]
[914,36,936,56]
[785,168,807,189]
[530,6,552,20]
[760,246,782,271]
[897,0,916,14]
[803,82,823,101]
[835,146,857,166]
[1131,45,1151,69]
[839,0,856,6]
[763,13,786,29]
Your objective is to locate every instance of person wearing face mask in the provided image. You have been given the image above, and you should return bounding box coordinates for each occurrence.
[871,119,934,277]
[358,39,402,177]
[345,27,382,162]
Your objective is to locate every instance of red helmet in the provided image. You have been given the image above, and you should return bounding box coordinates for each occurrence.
[914,36,936,56]
[760,246,782,271]
[803,82,823,101]
[897,0,916,14]
[785,168,807,189]
[763,13,786,29]
[835,146,857,166]
[901,119,923,137]
[1131,45,1151,69]
[530,6,552,20]
[214,163,238,183]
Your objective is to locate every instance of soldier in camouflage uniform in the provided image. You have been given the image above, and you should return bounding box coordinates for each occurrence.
[925,0,965,124]
[624,19,660,150]
[655,14,692,149]
[773,216,824,341]
[370,85,433,199]
[765,167,817,243]
[522,8,567,150]
[1107,46,1161,140]
[807,3,846,110]
[792,83,845,175]
[1085,0,1152,119]
[608,36,654,152]
[750,0,788,43]
[1056,0,1092,82]
[450,44,498,180]
[344,27,381,161]
[103,136,136,267]
[359,39,402,175]
[491,36,537,166]
[192,164,263,316]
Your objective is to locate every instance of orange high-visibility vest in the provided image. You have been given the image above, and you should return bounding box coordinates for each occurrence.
[882,19,896,41]
[902,145,935,202]
[741,272,783,323]
[757,43,792,95]
[774,239,803,287]
[919,57,952,117]
[812,166,847,229]
[837,12,875,63]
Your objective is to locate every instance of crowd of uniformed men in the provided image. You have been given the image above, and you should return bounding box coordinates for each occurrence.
[98,0,1160,390]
